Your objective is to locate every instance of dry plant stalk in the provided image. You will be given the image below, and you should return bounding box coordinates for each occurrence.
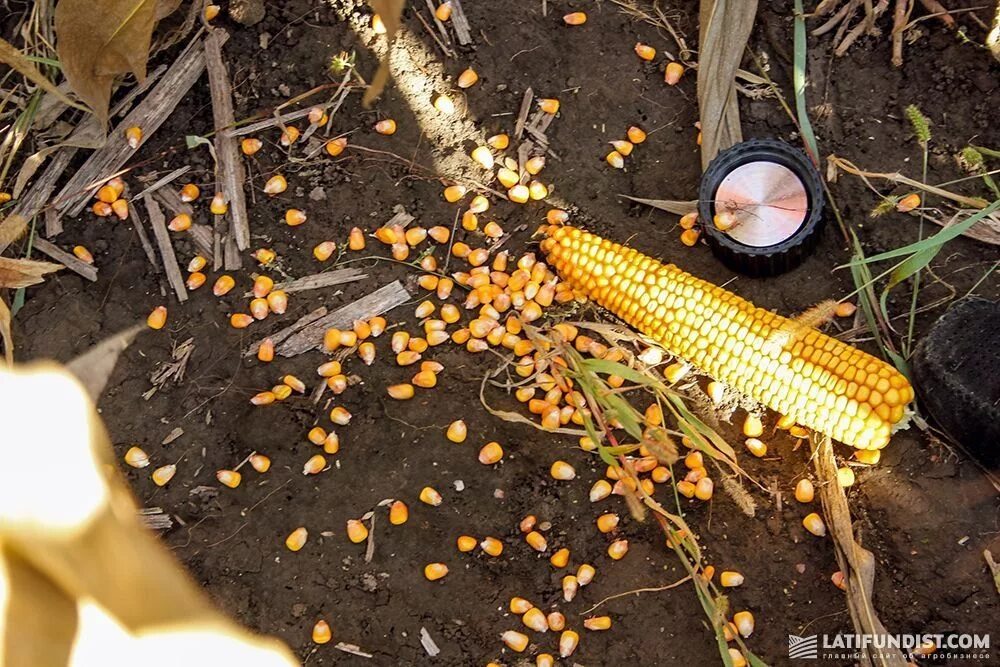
[811,434,908,667]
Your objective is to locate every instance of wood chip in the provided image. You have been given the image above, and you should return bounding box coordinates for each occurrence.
[32,237,97,282]
[143,195,189,302]
[54,33,227,217]
[448,0,473,45]
[162,427,184,445]
[244,306,328,357]
[333,643,373,659]
[152,187,194,218]
[277,281,410,357]
[241,268,366,297]
[514,88,533,140]
[419,627,440,657]
[205,29,250,251]
[138,507,174,531]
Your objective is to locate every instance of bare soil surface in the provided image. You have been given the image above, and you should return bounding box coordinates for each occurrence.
[13,0,1000,665]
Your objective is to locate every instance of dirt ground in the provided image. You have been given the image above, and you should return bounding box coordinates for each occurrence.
[11,0,1000,665]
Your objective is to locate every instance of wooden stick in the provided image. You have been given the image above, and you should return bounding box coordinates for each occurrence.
[276,281,411,357]
[204,29,250,251]
[891,0,909,67]
[32,238,97,282]
[54,33,226,217]
[132,166,192,202]
[244,306,328,357]
[449,0,473,45]
[514,88,533,140]
[128,204,161,272]
[143,195,189,302]
[422,0,454,55]
[152,188,194,217]
[241,268,366,297]
[11,149,76,236]
[225,108,315,139]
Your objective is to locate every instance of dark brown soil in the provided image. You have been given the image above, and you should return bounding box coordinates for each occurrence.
[11,0,1000,665]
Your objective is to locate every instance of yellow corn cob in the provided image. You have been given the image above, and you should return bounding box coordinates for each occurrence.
[540,225,913,450]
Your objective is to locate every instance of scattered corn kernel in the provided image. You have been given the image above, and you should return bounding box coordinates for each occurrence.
[420,486,443,506]
[795,479,815,503]
[720,571,744,587]
[606,150,625,169]
[146,306,168,330]
[502,630,529,652]
[303,454,327,475]
[550,460,576,480]
[347,519,369,543]
[538,98,560,114]
[803,512,826,537]
[550,547,570,568]
[896,193,921,212]
[457,67,478,88]
[285,208,307,226]
[250,454,271,472]
[559,630,579,658]
[375,119,397,135]
[479,441,503,464]
[525,530,547,552]
[424,563,449,581]
[635,43,656,60]
[596,513,619,533]
[285,527,308,551]
[664,61,685,85]
[562,12,586,25]
[607,539,628,560]
[124,446,149,468]
[216,469,242,488]
[584,616,611,631]
[125,125,142,148]
[151,464,176,486]
[480,536,504,557]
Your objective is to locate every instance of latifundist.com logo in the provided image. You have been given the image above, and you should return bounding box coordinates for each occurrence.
[787,633,991,661]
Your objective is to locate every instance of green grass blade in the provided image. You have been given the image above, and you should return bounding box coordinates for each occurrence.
[842,199,1000,266]
[793,0,819,164]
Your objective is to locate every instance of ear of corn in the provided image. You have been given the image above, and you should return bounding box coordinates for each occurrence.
[540,225,914,450]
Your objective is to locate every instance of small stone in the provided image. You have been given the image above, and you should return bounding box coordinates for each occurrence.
[309,186,327,201]
[291,603,307,618]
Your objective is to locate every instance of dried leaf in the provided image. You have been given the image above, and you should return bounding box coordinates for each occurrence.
[363,0,405,107]
[0,37,89,112]
[67,323,144,400]
[0,215,29,255]
[54,0,180,125]
[0,298,12,364]
[0,257,63,289]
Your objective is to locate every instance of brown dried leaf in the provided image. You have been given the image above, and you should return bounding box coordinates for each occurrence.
[0,257,63,289]
[54,0,180,125]
[363,0,405,107]
[0,215,29,255]
[0,37,88,112]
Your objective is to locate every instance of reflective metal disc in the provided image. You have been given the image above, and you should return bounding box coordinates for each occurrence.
[713,161,809,248]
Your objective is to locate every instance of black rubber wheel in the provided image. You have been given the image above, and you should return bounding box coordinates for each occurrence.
[698,139,825,277]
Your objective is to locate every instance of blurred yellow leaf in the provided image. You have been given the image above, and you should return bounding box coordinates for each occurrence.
[0,257,62,289]
[0,38,89,112]
[54,0,181,125]
[363,0,405,107]
[0,298,11,364]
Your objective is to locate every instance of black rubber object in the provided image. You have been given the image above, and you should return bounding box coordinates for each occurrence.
[911,298,1000,467]
[698,139,825,277]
